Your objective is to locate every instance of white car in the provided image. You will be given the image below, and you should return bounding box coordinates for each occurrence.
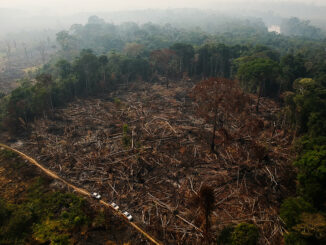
[111,202,119,210]
[91,192,101,200]
[122,211,133,221]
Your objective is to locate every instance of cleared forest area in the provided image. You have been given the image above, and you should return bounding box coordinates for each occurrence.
[14,78,296,244]
[0,37,57,93]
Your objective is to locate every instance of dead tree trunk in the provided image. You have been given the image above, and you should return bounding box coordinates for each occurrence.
[256,80,264,113]
[211,108,218,153]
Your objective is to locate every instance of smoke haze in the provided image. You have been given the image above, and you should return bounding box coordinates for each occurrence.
[1,0,326,36]
[1,1,326,13]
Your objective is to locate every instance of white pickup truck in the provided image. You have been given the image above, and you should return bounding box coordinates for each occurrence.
[91,192,101,200]
[111,202,119,210]
[122,211,133,221]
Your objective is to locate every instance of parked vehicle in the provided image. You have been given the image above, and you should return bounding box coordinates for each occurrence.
[111,202,119,210]
[91,192,101,199]
[122,211,133,221]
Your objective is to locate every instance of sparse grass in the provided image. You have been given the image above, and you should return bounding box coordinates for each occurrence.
[0,149,25,169]
[0,148,90,244]
[0,149,17,159]
[0,176,90,244]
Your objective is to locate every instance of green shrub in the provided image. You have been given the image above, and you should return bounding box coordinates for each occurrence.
[39,192,88,229]
[5,205,34,238]
[217,225,234,244]
[231,223,259,245]
[294,136,326,154]
[27,177,49,199]
[122,124,131,147]
[0,149,17,160]
[114,97,121,106]
[292,213,326,244]
[294,146,326,207]
[217,223,259,245]
[0,149,26,170]
[33,220,70,245]
[0,198,10,226]
[284,232,308,245]
[0,177,90,243]
[280,197,314,228]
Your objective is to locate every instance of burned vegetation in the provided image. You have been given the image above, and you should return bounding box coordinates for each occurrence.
[17,78,295,244]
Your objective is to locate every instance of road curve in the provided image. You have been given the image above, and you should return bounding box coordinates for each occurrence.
[0,143,162,245]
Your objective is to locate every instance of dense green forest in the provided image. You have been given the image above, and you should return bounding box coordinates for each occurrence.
[0,16,325,244]
[53,15,325,57]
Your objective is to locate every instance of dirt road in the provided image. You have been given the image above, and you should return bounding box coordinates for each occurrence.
[0,143,162,245]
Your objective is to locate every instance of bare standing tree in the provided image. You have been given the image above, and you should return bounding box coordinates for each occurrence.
[22,42,29,62]
[190,78,250,153]
[5,41,12,70]
[37,41,47,64]
[190,185,215,241]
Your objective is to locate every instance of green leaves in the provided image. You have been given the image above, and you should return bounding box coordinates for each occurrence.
[280,197,314,228]
[285,78,326,136]
[231,223,259,245]
[237,57,280,97]
[196,43,235,78]
[73,49,100,92]
[56,59,72,79]
[33,220,71,245]
[293,213,326,241]
[0,198,10,226]
[281,202,326,245]
[122,124,131,147]
[282,76,326,244]
[217,223,259,245]
[280,53,306,91]
[0,178,89,244]
[294,146,326,207]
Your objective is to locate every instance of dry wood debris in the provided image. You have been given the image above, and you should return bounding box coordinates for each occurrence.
[20,79,295,244]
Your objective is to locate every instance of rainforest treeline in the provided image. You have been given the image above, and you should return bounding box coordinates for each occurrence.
[0,16,325,244]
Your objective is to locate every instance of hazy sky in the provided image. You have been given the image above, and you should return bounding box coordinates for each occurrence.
[1,0,325,14]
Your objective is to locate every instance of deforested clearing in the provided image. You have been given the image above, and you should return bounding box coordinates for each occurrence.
[15,79,295,244]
